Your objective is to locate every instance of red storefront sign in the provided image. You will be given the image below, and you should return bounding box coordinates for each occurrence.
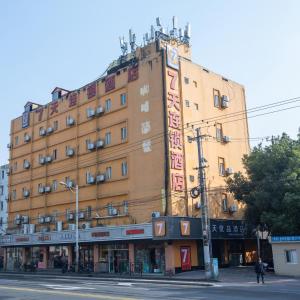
[180,246,191,271]
[105,75,115,93]
[91,232,110,238]
[126,229,144,235]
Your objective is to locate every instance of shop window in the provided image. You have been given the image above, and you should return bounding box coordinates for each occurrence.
[216,123,223,142]
[218,157,225,176]
[213,89,221,108]
[285,250,298,264]
[105,99,112,112]
[120,93,127,106]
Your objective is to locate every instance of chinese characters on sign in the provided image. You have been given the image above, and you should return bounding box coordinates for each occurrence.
[166,67,185,193]
[210,220,245,238]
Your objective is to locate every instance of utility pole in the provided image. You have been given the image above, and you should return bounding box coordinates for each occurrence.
[195,127,212,279]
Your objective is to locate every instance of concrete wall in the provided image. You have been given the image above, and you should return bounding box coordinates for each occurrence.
[272,242,300,276]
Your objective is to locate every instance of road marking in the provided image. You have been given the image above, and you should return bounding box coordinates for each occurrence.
[42,284,95,290]
[0,285,138,300]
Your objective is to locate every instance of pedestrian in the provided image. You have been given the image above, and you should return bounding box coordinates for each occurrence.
[255,258,265,284]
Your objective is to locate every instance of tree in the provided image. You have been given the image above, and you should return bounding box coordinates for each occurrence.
[227,133,300,235]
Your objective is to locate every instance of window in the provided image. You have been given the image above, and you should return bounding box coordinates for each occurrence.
[189,175,195,182]
[53,120,58,131]
[184,77,189,84]
[121,161,128,176]
[194,103,199,110]
[13,162,17,171]
[120,93,127,106]
[105,132,111,145]
[52,180,57,191]
[222,194,228,212]
[53,149,57,160]
[216,123,223,142]
[106,167,112,180]
[105,99,112,112]
[213,89,220,108]
[0,186,3,195]
[121,127,127,141]
[218,157,225,176]
[12,189,16,200]
[185,100,190,107]
[193,80,197,88]
[15,136,19,146]
[285,250,298,264]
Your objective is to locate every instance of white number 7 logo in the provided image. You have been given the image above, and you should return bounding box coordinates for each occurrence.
[183,222,188,234]
[181,249,188,263]
[156,223,163,234]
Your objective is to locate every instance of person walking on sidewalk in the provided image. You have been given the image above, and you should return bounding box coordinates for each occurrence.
[255,258,265,284]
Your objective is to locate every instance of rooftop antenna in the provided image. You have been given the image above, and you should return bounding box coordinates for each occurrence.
[150,25,155,40]
[145,32,149,43]
[129,29,136,52]
[178,28,183,40]
[119,36,128,56]
[156,17,162,27]
[171,16,178,37]
[185,22,191,38]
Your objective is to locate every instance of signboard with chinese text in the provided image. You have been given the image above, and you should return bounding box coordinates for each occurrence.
[210,219,246,239]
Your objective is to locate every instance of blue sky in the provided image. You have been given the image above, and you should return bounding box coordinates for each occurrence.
[1,0,300,165]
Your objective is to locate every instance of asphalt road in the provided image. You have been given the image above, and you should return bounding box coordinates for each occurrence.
[0,273,299,300]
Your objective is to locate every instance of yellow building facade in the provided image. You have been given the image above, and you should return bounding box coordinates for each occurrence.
[1,28,255,273]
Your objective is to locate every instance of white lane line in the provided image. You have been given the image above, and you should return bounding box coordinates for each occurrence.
[41,284,95,290]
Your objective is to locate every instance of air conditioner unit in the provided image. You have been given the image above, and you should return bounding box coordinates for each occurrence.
[46,127,54,134]
[38,186,45,194]
[66,117,75,126]
[221,95,229,108]
[225,167,234,176]
[87,142,95,151]
[6,169,11,176]
[39,157,46,165]
[222,136,231,143]
[81,222,91,230]
[22,216,29,224]
[66,148,75,157]
[96,174,105,183]
[56,221,63,232]
[24,134,31,142]
[44,186,51,193]
[96,106,104,115]
[39,128,46,136]
[87,108,95,118]
[68,213,74,221]
[87,175,95,184]
[110,208,118,216]
[96,139,104,149]
[7,143,12,149]
[151,211,160,218]
[44,216,52,223]
[23,161,30,169]
[229,204,238,213]
[38,216,45,224]
[45,156,52,163]
[78,212,85,219]
[66,180,74,188]
[23,190,30,198]
[194,202,201,209]
[68,224,76,231]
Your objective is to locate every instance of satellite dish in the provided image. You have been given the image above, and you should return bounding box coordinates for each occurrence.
[190,187,200,199]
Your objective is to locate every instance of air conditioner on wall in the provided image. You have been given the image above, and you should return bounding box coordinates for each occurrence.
[39,128,46,136]
[23,161,30,169]
[68,213,74,221]
[23,190,30,198]
[7,143,12,149]
[81,222,91,230]
[87,175,95,184]
[151,211,160,218]
[96,106,104,115]
[66,148,75,157]
[44,186,51,193]
[225,167,234,176]
[46,127,54,134]
[66,117,75,126]
[78,212,85,219]
[229,205,238,213]
[87,143,95,151]
[222,135,231,143]
[96,139,104,149]
[44,216,52,223]
[96,174,105,183]
[39,157,46,165]
[221,95,229,108]
[87,108,95,118]
[38,186,45,194]
[45,156,52,163]
[38,216,45,224]
[24,134,31,142]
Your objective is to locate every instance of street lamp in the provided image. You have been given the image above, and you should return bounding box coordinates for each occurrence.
[60,181,79,273]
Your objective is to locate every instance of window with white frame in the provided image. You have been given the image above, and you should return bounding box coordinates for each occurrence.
[105,132,111,145]
[285,249,298,264]
[105,98,112,112]
[120,93,127,106]
[222,194,228,212]
[106,166,112,180]
[121,161,128,176]
[121,127,127,141]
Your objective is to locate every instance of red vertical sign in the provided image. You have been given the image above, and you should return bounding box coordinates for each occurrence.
[180,246,191,271]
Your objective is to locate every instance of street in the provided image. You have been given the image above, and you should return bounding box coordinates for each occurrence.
[0,273,299,300]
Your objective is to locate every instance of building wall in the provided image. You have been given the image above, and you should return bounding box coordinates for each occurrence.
[0,164,9,233]
[272,242,300,276]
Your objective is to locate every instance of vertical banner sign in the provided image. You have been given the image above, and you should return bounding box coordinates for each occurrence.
[180,246,191,271]
[153,220,166,237]
[166,46,185,198]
